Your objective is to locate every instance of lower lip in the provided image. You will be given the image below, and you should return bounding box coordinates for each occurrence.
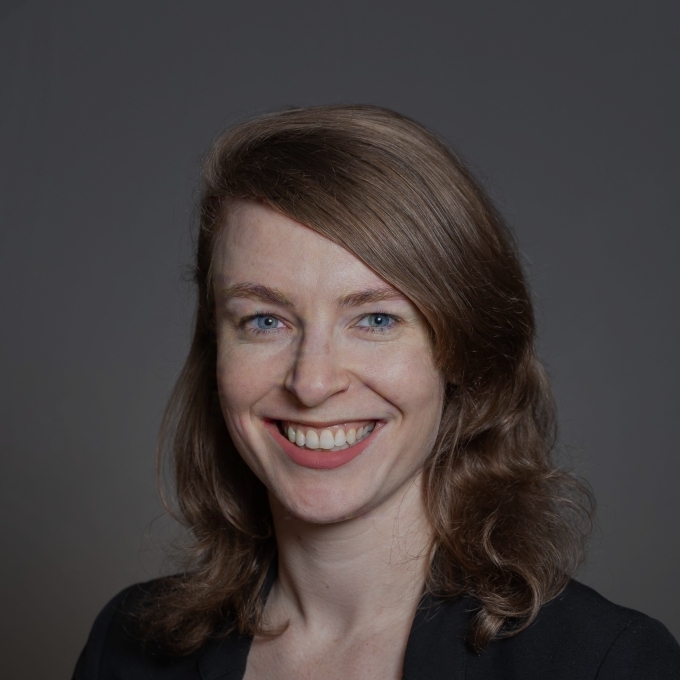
[264,420,380,469]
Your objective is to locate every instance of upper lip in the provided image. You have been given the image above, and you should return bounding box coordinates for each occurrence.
[266,417,381,428]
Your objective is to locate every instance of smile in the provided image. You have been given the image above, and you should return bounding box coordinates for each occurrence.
[266,418,382,469]
[279,420,376,452]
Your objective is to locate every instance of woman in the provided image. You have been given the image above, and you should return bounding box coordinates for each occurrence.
[73,105,680,679]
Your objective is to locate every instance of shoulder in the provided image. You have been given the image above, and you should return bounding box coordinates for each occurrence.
[71,579,203,680]
[468,580,680,680]
[540,579,664,633]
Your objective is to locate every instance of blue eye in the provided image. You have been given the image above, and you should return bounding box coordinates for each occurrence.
[254,315,280,330]
[359,313,395,329]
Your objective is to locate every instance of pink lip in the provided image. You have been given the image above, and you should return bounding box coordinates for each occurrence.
[263,420,381,469]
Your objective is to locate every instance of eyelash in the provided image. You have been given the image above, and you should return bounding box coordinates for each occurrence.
[238,311,401,336]
[239,312,285,336]
[356,311,399,334]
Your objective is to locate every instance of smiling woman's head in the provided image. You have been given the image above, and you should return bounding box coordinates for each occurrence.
[212,202,445,527]
[149,105,593,653]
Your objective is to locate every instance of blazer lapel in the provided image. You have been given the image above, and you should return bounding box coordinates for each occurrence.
[403,593,470,680]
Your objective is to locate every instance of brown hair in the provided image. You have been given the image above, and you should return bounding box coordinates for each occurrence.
[142,105,594,653]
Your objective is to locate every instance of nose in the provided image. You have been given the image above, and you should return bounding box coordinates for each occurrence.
[284,329,350,407]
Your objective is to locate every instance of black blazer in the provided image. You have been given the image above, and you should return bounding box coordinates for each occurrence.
[73,579,680,679]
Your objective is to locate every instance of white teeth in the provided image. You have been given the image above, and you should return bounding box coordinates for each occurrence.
[283,422,375,451]
[306,430,320,449]
[319,429,335,449]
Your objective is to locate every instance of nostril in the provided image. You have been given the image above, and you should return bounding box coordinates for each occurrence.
[283,352,351,408]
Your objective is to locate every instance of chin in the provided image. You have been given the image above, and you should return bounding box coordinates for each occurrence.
[270,477,379,525]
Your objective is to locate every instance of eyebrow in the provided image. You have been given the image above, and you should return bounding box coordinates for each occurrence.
[219,282,407,308]
[338,287,408,307]
[218,282,294,307]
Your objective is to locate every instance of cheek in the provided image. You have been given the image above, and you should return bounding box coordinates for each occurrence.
[215,344,270,422]
[361,344,444,421]
[410,351,444,400]
[393,359,443,469]
[214,336,293,437]
[215,354,271,478]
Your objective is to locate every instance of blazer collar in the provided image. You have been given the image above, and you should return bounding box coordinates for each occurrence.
[199,630,252,680]
[402,592,470,680]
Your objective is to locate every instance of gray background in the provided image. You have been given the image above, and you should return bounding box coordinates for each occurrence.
[1,1,678,678]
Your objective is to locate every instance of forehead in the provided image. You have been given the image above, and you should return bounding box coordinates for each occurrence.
[213,202,399,302]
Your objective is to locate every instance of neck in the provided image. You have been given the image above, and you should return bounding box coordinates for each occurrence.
[265,473,433,636]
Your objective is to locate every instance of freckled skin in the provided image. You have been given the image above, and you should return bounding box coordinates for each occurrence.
[213,202,445,525]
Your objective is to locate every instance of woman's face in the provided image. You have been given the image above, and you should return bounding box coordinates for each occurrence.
[214,202,445,523]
